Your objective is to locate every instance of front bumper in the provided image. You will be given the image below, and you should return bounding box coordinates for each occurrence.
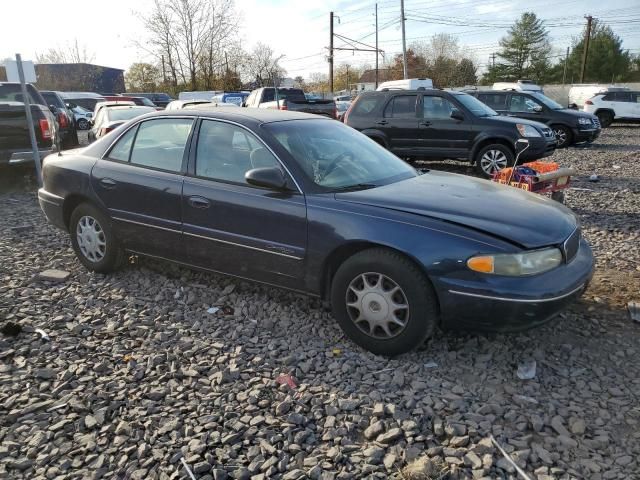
[1,148,55,166]
[434,238,594,332]
[520,137,556,161]
[38,189,67,230]
[573,127,601,143]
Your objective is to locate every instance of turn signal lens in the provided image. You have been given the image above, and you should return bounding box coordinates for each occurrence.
[467,256,494,273]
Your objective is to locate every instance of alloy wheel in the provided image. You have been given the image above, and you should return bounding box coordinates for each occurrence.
[76,215,106,263]
[553,127,568,147]
[345,272,410,339]
[480,149,508,175]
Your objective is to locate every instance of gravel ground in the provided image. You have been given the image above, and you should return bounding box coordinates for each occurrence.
[1,127,639,480]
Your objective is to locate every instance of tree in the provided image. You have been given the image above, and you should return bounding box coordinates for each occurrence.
[559,21,632,83]
[334,64,363,92]
[293,76,305,88]
[307,72,328,93]
[126,63,161,91]
[36,39,95,64]
[483,12,552,83]
[389,49,429,80]
[244,43,286,87]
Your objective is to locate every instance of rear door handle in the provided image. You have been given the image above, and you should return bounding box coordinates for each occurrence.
[376,120,388,126]
[99,178,116,189]
[419,121,432,127]
[188,196,210,209]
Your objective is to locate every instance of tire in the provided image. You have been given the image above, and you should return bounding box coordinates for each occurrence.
[551,191,565,204]
[330,248,438,356]
[551,125,572,148]
[78,118,89,130]
[69,203,123,273]
[597,111,613,128]
[474,143,514,178]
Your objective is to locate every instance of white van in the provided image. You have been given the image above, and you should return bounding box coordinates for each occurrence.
[492,80,543,93]
[568,84,629,108]
[376,78,433,91]
[178,91,220,101]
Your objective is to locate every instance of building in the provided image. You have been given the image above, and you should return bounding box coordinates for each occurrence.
[355,69,393,92]
[0,63,125,93]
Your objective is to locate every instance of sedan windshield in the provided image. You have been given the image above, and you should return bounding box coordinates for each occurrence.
[266,120,417,190]
[454,93,499,117]
[529,92,564,110]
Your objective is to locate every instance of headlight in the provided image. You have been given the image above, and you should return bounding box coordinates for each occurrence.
[516,124,541,137]
[578,117,592,125]
[467,248,562,276]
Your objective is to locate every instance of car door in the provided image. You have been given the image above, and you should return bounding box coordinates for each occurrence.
[182,119,307,289]
[418,94,472,158]
[90,117,195,260]
[614,92,633,118]
[507,93,550,124]
[379,94,420,156]
[632,92,640,118]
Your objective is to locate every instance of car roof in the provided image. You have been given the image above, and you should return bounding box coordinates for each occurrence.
[144,108,330,125]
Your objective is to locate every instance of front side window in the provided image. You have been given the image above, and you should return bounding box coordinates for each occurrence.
[423,96,456,120]
[384,95,417,118]
[615,92,632,102]
[195,120,280,183]
[129,118,193,172]
[266,119,416,190]
[510,94,540,113]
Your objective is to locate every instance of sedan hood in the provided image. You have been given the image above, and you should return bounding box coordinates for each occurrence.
[335,172,578,249]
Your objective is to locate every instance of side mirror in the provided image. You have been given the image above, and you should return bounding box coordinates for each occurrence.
[515,138,530,155]
[245,167,287,190]
[87,112,93,118]
[533,105,543,113]
[450,109,464,121]
[49,105,57,114]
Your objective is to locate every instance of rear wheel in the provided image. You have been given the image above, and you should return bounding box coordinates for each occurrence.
[77,118,89,130]
[552,125,572,148]
[474,144,514,178]
[597,111,613,128]
[69,203,123,273]
[330,248,438,356]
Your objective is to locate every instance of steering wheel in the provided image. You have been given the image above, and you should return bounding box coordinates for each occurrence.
[322,152,353,180]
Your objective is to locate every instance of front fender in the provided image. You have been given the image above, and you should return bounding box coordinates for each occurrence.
[469,133,516,162]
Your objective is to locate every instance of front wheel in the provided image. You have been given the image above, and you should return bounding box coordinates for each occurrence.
[474,144,514,178]
[330,248,438,356]
[69,203,123,273]
[552,125,572,148]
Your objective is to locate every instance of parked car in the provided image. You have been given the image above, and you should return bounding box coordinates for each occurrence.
[377,78,433,91]
[87,105,155,142]
[335,100,351,121]
[583,90,640,128]
[568,84,629,109]
[211,91,250,106]
[245,87,336,119]
[134,92,174,108]
[493,80,543,93]
[0,82,57,166]
[71,106,94,130]
[334,95,353,102]
[92,100,136,121]
[60,92,106,112]
[128,96,160,109]
[469,90,601,148]
[183,102,239,110]
[40,91,79,149]
[165,99,215,110]
[178,91,219,101]
[38,109,593,355]
[344,89,557,177]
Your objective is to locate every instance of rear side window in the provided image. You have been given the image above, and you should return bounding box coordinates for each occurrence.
[602,93,615,101]
[478,93,507,110]
[350,97,378,115]
[384,95,417,118]
[129,118,194,172]
[108,126,138,162]
[615,92,632,102]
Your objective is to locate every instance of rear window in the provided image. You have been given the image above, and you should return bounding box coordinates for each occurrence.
[478,93,507,110]
[107,107,154,121]
[262,89,305,103]
[0,83,45,106]
[41,92,65,108]
[350,96,378,115]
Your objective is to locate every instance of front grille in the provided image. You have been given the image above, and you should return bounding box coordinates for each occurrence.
[541,127,555,139]
[592,117,601,129]
[562,228,580,263]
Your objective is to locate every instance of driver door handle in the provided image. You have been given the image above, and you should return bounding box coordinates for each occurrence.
[376,120,388,126]
[188,196,210,209]
[419,121,432,127]
[99,178,116,190]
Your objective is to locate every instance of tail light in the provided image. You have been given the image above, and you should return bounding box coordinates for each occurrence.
[56,111,69,128]
[333,107,338,119]
[279,103,288,111]
[39,119,52,139]
[585,100,593,105]
[343,101,356,124]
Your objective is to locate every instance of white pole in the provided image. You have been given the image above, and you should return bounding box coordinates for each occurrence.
[15,53,42,187]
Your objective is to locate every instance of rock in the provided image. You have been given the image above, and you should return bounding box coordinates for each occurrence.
[213,468,228,480]
[615,455,632,466]
[570,419,586,435]
[34,368,56,380]
[377,428,403,444]
[364,421,384,440]
[276,401,292,416]
[496,457,515,473]
[84,415,97,429]
[550,416,571,437]
[449,436,469,448]
[464,452,483,469]
[194,461,212,474]
[37,269,71,283]
[363,446,385,464]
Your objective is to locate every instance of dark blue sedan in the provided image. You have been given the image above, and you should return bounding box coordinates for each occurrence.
[38,109,594,355]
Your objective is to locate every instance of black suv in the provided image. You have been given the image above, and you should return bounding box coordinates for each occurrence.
[344,89,557,177]
[134,92,173,108]
[469,90,601,148]
[40,91,79,149]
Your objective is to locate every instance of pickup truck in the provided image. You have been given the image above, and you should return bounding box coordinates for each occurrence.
[244,87,336,119]
[0,83,57,166]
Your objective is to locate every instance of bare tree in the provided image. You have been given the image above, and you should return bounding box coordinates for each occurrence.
[36,39,95,64]
[244,43,286,87]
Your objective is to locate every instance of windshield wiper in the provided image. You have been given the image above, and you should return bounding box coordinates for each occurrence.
[332,183,378,192]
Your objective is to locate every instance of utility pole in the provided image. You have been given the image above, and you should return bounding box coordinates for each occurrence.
[562,46,569,85]
[375,3,379,88]
[580,15,593,83]
[400,0,407,79]
[329,12,334,94]
[346,64,350,92]
[491,53,496,69]
[161,55,166,83]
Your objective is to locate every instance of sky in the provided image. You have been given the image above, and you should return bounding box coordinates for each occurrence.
[1,0,639,80]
